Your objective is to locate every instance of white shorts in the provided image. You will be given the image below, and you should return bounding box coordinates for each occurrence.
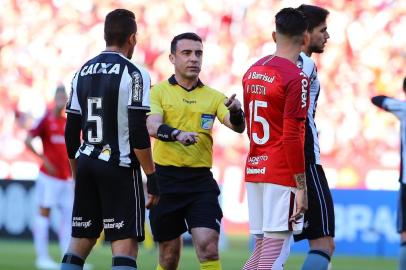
[246,182,304,235]
[36,172,74,210]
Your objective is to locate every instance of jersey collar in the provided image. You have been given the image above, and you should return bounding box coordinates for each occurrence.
[168,75,204,92]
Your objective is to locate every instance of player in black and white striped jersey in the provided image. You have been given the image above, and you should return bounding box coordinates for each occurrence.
[294,5,335,270]
[63,9,157,270]
[372,77,406,270]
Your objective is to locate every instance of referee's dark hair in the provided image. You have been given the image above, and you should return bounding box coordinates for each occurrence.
[104,9,137,47]
[170,32,202,54]
[296,4,329,32]
[275,8,308,38]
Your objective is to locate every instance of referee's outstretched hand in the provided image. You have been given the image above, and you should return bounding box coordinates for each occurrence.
[224,93,242,112]
[176,131,198,146]
[146,194,159,209]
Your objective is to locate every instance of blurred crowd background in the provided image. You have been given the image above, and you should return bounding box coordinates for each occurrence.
[1,0,406,189]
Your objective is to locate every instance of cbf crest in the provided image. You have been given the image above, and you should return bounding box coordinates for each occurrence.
[131,72,143,102]
[201,114,215,130]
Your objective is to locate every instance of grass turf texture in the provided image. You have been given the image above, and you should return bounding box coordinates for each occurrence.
[0,237,396,269]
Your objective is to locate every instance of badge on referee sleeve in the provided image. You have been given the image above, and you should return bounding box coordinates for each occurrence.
[131,71,143,103]
[201,114,215,130]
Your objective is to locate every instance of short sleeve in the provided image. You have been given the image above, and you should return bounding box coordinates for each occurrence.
[66,72,81,115]
[216,94,229,124]
[128,66,151,111]
[148,85,163,116]
[284,72,309,119]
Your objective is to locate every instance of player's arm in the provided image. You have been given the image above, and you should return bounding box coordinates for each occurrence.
[282,117,308,222]
[127,69,159,208]
[25,118,57,175]
[65,113,82,179]
[371,95,388,109]
[283,74,309,222]
[128,109,159,208]
[222,94,246,133]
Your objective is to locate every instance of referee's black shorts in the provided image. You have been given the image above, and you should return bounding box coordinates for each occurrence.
[149,165,223,242]
[294,163,335,242]
[397,183,406,233]
[72,155,145,242]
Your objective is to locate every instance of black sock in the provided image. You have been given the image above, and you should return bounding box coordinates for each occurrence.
[112,256,137,269]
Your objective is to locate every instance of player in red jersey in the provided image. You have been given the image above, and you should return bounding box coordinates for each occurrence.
[26,85,73,270]
[242,7,310,270]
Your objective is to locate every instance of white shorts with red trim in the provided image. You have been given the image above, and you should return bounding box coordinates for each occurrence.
[246,182,303,234]
[36,172,74,210]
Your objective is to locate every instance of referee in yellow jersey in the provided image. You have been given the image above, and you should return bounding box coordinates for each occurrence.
[147,32,245,270]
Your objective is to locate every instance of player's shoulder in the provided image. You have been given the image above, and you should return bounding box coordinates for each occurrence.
[297,52,316,78]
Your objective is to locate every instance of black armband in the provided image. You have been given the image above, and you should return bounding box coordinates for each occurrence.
[229,109,245,126]
[146,173,159,195]
[157,124,176,141]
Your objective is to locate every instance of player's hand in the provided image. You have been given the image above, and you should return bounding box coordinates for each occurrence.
[289,189,308,223]
[146,194,159,209]
[224,94,242,112]
[176,131,198,146]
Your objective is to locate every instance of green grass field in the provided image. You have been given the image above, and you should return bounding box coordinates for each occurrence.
[0,237,397,270]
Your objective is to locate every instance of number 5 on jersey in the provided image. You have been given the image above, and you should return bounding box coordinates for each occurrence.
[249,100,269,145]
[87,97,103,143]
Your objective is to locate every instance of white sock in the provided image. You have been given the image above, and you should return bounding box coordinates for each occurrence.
[58,208,72,256]
[34,215,50,260]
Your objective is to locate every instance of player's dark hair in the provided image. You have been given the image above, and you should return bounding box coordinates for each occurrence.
[104,9,136,47]
[170,32,202,54]
[275,8,308,37]
[296,4,329,32]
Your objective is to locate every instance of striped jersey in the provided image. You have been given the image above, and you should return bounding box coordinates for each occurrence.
[372,95,406,183]
[66,51,150,168]
[297,52,321,164]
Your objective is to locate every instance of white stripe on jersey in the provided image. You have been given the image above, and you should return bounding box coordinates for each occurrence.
[117,65,132,166]
[299,52,321,164]
[66,72,81,114]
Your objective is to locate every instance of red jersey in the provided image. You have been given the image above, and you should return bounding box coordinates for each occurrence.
[243,55,309,187]
[29,111,71,180]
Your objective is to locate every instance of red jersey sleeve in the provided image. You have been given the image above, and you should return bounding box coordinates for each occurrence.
[282,117,306,177]
[284,72,309,119]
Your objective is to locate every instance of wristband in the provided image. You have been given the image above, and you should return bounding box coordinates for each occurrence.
[229,109,245,126]
[146,173,159,195]
[157,124,176,141]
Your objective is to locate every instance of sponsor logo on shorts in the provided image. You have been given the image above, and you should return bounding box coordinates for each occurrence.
[72,217,92,228]
[103,218,125,230]
[246,167,266,175]
[303,221,309,229]
[248,155,268,165]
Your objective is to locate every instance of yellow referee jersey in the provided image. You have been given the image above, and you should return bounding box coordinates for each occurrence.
[148,75,229,168]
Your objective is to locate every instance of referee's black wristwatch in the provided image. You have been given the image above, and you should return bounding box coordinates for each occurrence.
[171,129,181,140]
